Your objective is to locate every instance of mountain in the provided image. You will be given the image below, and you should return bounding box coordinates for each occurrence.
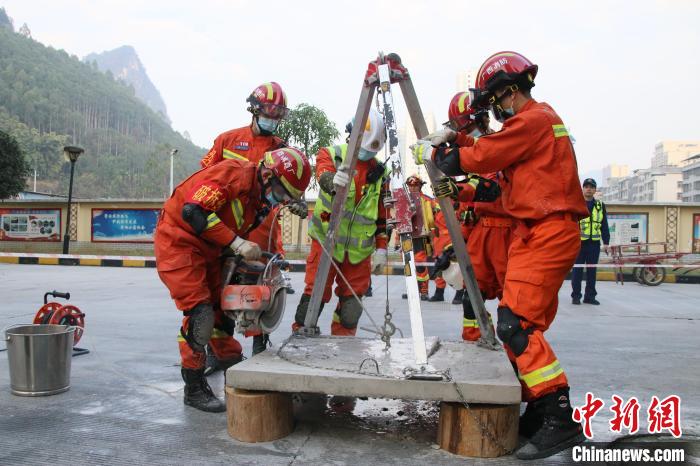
[0,7,13,31]
[0,19,205,199]
[84,45,170,124]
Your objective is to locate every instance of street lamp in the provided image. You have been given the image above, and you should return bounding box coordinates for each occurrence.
[169,148,179,195]
[62,145,84,254]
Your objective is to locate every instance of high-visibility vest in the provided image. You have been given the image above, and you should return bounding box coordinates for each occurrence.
[308,144,385,264]
[579,200,604,241]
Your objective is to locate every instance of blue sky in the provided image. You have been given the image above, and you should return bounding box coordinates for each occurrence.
[3,0,699,176]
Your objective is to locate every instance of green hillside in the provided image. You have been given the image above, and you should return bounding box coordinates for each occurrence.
[0,25,205,198]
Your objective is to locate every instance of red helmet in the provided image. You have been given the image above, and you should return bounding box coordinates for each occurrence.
[247,82,289,119]
[446,92,482,131]
[262,147,311,200]
[473,52,538,107]
[406,175,425,186]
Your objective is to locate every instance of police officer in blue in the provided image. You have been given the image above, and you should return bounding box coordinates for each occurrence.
[571,178,610,305]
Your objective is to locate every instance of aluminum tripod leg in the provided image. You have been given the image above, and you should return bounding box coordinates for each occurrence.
[398,233,428,365]
[399,79,499,349]
[302,84,376,333]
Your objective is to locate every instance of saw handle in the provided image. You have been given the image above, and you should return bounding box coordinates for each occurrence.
[44,290,70,304]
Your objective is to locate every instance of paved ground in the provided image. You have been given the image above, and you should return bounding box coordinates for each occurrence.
[0,263,698,465]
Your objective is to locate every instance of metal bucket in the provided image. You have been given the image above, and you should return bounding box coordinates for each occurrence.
[5,324,75,396]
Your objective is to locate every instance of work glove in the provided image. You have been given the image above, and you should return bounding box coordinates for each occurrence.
[333,169,351,188]
[432,176,460,200]
[371,248,388,275]
[318,172,335,195]
[287,200,308,219]
[430,247,455,279]
[410,140,434,165]
[424,128,456,146]
[227,236,262,261]
[366,161,386,184]
[467,174,501,202]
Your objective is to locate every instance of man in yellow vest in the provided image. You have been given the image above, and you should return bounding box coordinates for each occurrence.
[571,178,610,305]
[293,108,388,336]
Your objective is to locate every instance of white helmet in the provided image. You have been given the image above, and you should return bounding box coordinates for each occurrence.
[361,107,386,153]
[347,108,386,156]
[442,261,464,289]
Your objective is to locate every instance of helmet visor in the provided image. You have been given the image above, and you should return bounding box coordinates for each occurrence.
[258,102,289,119]
[271,177,298,203]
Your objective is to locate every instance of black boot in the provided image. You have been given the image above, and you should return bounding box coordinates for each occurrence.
[203,347,242,376]
[519,399,547,439]
[181,368,226,413]
[516,388,585,460]
[252,334,270,356]
[428,287,445,302]
[452,289,465,305]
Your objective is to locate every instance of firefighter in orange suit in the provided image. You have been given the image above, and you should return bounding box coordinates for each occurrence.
[200,82,307,362]
[200,82,308,260]
[430,198,475,305]
[432,92,514,341]
[293,108,388,336]
[413,51,588,459]
[400,175,438,301]
[155,148,311,413]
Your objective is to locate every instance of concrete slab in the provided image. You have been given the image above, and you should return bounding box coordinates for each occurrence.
[227,336,521,404]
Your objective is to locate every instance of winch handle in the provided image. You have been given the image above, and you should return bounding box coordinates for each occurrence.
[44,291,70,304]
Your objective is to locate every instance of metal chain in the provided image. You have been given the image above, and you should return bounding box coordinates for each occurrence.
[275,336,514,455]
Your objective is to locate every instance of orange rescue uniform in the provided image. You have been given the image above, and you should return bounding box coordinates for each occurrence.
[451,99,588,400]
[155,160,267,369]
[201,125,286,254]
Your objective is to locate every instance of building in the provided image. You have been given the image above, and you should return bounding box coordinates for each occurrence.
[681,153,700,202]
[602,164,629,186]
[3,197,699,254]
[651,141,700,168]
[456,70,477,92]
[602,167,683,203]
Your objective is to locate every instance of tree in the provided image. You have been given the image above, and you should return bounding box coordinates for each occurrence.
[277,103,340,171]
[276,103,340,250]
[0,130,30,198]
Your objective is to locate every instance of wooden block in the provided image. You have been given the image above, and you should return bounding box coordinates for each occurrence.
[437,402,518,458]
[225,387,294,443]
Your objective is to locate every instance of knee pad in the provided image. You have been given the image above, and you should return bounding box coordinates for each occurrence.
[182,303,214,353]
[294,294,323,326]
[496,306,532,356]
[339,296,363,329]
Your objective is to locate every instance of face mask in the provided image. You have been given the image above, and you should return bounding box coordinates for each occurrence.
[257,116,279,134]
[469,128,482,138]
[358,148,377,161]
[265,191,280,207]
[493,94,516,123]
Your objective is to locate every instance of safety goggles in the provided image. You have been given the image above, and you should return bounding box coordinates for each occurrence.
[269,178,295,204]
[487,84,519,108]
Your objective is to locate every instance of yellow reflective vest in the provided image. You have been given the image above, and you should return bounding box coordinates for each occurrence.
[579,200,604,241]
[308,144,385,264]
